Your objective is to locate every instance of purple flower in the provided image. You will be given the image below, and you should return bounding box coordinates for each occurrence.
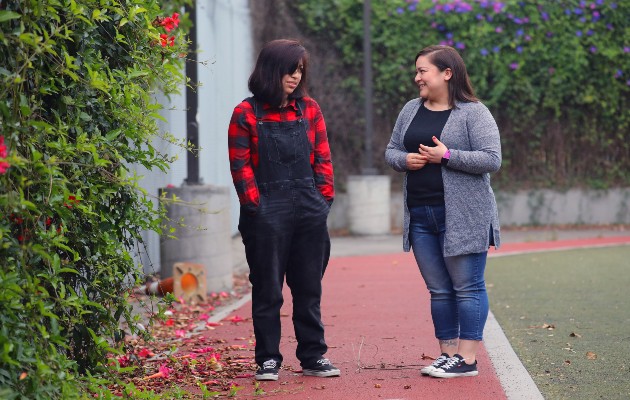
[443,4,452,12]
[624,46,630,53]
[516,28,524,37]
[493,2,504,13]
[589,46,597,53]
[587,29,594,36]
[574,8,584,14]
[396,7,404,14]
[408,4,417,11]
[525,35,532,41]
[611,2,617,9]
[596,0,604,4]
[493,46,501,53]
[607,24,614,30]
[516,46,523,54]
[476,13,485,20]
[541,11,549,21]
[576,30,583,37]
[480,0,489,8]
[579,17,586,23]
[564,8,572,15]
[456,42,466,50]
[495,26,503,33]
[446,32,454,39]
[523,17,529,23]
[548,67,556,75]
[546,31,554,38]
[626,80,630,86]
[579,0,587,6]
[614,69,623,78]
[431,21,438,28]
[509,62,519,70]
[480,48,489,56]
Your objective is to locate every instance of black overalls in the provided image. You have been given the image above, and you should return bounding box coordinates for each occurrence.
[238,97,332,368]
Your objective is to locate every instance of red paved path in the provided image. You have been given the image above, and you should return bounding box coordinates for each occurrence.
[211,236,630,399]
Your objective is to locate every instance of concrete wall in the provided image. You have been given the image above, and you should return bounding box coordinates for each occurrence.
[328,188,630,232]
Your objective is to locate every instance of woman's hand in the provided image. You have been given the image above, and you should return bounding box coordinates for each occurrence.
[419,136,448,164]
[406,152,428,170]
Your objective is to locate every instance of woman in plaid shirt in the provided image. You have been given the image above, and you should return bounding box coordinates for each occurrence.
[228,39,339,381]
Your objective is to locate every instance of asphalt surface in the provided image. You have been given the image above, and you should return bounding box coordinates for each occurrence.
[218,228,630,399]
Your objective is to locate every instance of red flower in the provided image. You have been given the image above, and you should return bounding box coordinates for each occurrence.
[159,34,175,47]
[0,161,9,174]
[161,12,180,32]
[0,135,7,158]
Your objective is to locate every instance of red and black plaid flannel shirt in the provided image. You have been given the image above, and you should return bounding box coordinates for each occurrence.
[228,97,334,213]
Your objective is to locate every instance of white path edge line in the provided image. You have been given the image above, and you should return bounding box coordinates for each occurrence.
[485,242,630,399]
[208,292,252,324]
[484,311,544,400]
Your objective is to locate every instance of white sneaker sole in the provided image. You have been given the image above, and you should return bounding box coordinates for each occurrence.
[420,366,436,375]
[430,370,478,378]
[255,373,279,381]
[302,368,341,377]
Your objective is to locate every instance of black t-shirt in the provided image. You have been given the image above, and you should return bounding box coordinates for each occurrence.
[403,104,452,207]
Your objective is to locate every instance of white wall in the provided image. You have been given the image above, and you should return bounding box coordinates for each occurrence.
[134,0,253,275]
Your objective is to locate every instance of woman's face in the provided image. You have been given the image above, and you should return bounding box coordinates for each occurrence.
[282,62,304,100]
[414,55,451,102]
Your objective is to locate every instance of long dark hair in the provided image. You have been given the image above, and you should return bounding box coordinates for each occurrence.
[415,45,478,108]
[248,39,309,107]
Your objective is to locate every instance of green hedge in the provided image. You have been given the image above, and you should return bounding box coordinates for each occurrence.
[294,0,630,188]
[0,0,186,398]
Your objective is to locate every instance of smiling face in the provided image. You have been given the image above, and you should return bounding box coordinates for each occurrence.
[414,55,451,104]
[281,61,304,103]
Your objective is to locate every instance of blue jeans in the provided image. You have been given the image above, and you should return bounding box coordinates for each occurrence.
[409,204,489,341]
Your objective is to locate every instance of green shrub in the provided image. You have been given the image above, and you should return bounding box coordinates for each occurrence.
[294,0,630,188]
[0,0,186,398]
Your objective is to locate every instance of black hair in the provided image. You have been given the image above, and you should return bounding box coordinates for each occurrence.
[248,39,309,107]
[415,45,478,108]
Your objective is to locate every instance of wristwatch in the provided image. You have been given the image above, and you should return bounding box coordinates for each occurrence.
[441,149,451,166]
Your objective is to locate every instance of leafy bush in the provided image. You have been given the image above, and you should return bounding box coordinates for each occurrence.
[0,0,186,398]
[293,0,630,188]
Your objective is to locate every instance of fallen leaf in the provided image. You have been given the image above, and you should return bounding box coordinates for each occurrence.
[137,348,155,358]
[404,384,412,389]
[145,363,172,380]
[586,351,597,360]
[313,385,326,390]
[421,353,436,361]
[564,360,571,365]
[374,383,381,388]
[569,332,582,338]
[226,315,245,324]
[19,372,27,380]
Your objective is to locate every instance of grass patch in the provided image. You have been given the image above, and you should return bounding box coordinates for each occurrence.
[486,246,630,400]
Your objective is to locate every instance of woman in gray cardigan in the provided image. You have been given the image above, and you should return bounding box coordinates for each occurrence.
[385,45,501,379]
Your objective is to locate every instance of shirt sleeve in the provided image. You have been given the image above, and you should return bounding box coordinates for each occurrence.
[310,100,335,203]
[228,103,259,213]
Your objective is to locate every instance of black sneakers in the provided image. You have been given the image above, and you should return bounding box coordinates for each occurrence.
[255,359,279,381]
[420,352,450,375]
[429,354,478,378]
[302,358,341,377]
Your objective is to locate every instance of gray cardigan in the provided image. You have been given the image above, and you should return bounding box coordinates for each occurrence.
[385,98,502,256]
